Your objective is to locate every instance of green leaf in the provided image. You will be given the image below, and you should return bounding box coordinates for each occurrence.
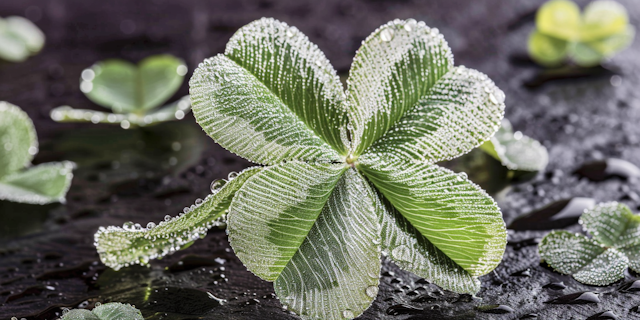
[346,19,454,156]
[82,54,186,113]
[583,25,635,56]
[580,0,629,42]
[94,166,262,270]
[374,186,480,294]
[0,161,75,204]
[50,95,192,128]
[61,303,143,320]
[0,32,29,62]
[228,161,347,280]
[0,101,37,178]
[539,230,628,286]
[569,41,605,67]
[224,18,348,155]
[479,119,549,171]
[91,302,144,320]
[363,66,504,164]
[527,30,568,67]
[621,243,640,273]
[359,157,506,276]
[190,19,344,165]
[536,0,581,41]
[274,168,380,320]
[3,16,45,53]
[580,202,640,248]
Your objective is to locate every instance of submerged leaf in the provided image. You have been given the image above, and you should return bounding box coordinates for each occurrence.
[540,202,640,285]
[81,54,186,113]
[94,167,261,270]
[0,101,37,178]
[480,119,549,172]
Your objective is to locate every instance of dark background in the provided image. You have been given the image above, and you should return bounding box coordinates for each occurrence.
[1,0,640,319]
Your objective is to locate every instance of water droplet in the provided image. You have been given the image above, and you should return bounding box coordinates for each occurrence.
[210,179,226,193]
[177,65,188,76]
[195,198,203,205]
[380,28,394,42]
[545,291,600,304]
[391,245,411,262]
[365,285,379,298]
[574,158,640,182]
[543,281,567,290]
[146,222,156,229]
[81,69,95,81]
[342,310,354,318]
[164,215,171,221]
[476,304,514,314]
[228,171,238,180]
[120,120,131,129]
[508,197,595,230]
[586,310,619,320]
[386,304,423,315]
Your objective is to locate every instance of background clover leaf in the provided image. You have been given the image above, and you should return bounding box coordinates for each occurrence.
[61,302,143,320]
[95,18,507,320]
[0,16,44,62]
[50,54,190,128]
[479,119,549,172]
[528,0,635,67]
[0,102,74,204]
[539,202,640,285]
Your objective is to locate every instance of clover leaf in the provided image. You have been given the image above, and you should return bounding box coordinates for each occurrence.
[539,202,640,286]
[95,18,507,319]
[0,16,44,62]
[60,302,143,320]
[50,55,191,129]
[528,0,635,67]
[0,101,74,204]
[479,119,549,172]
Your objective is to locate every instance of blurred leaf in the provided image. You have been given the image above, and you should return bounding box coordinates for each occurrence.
[0,16,44,62]
[536,0,581,41]
[0,101,37,178]
[580,0,629,41]
[61,303,143,320]
[82,54,186,114]
[528,31,568,67]
[480,119,549,172]
[0,161,75,205]
[584,25,635,56]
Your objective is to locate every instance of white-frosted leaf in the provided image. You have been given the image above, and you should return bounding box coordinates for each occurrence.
[61,309,100,320]
[374,186,480,294]
[346,19,454,156]
[0,161,75,205]
[50,95,192,128]
[363,66,505,164]
[224,18,348,155]
[91,303,144,320]
[190,55,341,165]
[0,32,29,62]
[3,16,45,53]
[479,119,549,171]
[580,202,640,248]
[275,169,380,320]
[539,230,628,286]
[94,167,261,270]
[83,54,186,113]
[621,243,640,273]
[0,101,37,178]
[359,157,506,276]
[228,162,346,280]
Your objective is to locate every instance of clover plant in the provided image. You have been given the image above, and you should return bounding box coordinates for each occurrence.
[480,119,549,172]
[50,54,191,129]
[528,0,635,67]
[0,16,44,62]
[95,18,508,319]
[59,302,143,320]
[0,101,74,205]
[539,202,640,285]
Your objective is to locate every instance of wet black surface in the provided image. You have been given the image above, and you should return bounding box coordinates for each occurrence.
[1,0,640,319]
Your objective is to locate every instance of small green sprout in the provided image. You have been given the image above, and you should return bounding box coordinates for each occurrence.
[479,119,549,172]
[95,18,508,319]
[528,0,635,67]
[0,101,74,205]
[539,202,640,285]
[50,54,191,129]
[0,16,44,62]
[59,302,143,320]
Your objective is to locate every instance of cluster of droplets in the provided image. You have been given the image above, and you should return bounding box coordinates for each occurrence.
[50,95,191,129]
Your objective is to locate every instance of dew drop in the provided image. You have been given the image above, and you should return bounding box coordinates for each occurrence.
[391,245,411,262]
[195,198,203,205]
[146,222,156,229]
[210,179,226,193]
[342,310,354,319]
[164,215,171,221]
[228,171,238,180]
[365,285,379,298]
[380,28,394,42]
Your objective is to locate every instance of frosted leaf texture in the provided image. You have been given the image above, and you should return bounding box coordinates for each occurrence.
[97,18,507,320]
[0,16,45,62]
[95,167,261,270]
[540,202,640,285]
[480,119,549,171]
[61,302,143,320]
[51,55,190,127]
[0,102,74,205]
